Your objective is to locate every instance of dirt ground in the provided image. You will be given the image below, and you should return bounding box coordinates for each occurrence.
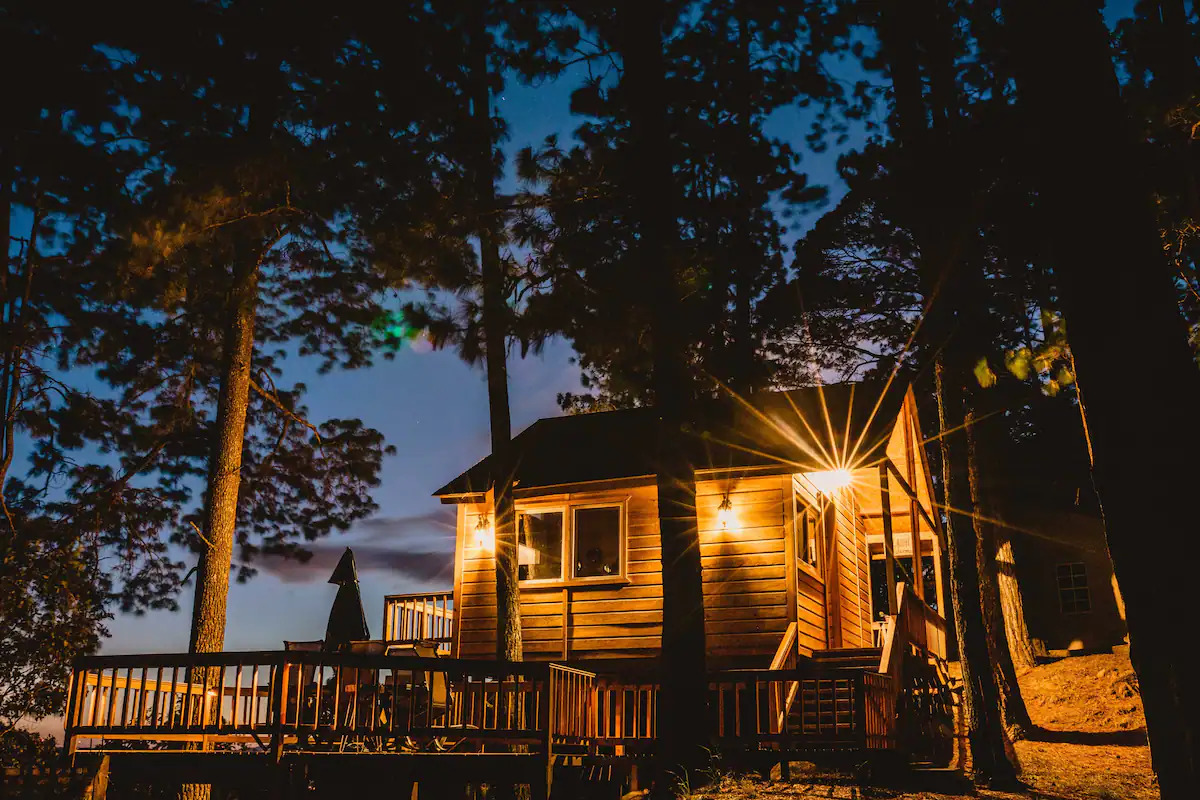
[689,653,1157,800]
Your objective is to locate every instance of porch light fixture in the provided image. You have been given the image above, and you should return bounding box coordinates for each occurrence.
[808,468,853,495]
[473,513,495,552]
[717,493,735,531]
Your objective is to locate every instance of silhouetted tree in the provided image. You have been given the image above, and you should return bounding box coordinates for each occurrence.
[1003,1,1200,794]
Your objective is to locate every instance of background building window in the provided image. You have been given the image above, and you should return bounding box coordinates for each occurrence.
[1056,562,1091,614]
[518,511,563,581]
[573,506,621,578]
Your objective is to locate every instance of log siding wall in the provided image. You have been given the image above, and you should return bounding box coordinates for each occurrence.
[454,473,873,663]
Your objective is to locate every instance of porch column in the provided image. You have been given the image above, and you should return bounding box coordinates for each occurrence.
[902,415,925,603]
[932,528,946,616]
[878,462,899,615]
[911,507,925,603]
[823,492,842,647]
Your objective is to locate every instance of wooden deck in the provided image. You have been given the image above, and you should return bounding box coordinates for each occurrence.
[63,584,949,796]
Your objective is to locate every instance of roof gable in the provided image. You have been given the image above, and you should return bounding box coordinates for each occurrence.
[433,381,910,498]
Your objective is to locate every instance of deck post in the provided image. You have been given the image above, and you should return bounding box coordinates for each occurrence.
[81,754,110,800]
[878,463,899,615]
[540,668,554,800]
[853,672,868,752]
[270,654,289,763]
[932,532,946,618]
[822,492,842,647]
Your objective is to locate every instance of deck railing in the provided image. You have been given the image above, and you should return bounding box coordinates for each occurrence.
[548,664,595,743]
[593,662,874,751]
[594,679,657,746]
[65,651,550,755]
[874,582,954,757]
[65,646,934,760]
[383,592,454,652]
[767,622,800,734]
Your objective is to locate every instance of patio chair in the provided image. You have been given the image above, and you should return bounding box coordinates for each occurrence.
[381,639,461,752]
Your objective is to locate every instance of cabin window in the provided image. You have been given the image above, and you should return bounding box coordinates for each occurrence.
[1056,562,1091,614]
[793,492,821,573]
[573,506,622,579]
[518,510,564,581]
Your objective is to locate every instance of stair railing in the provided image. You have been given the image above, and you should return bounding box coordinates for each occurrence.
[767,622,800,734]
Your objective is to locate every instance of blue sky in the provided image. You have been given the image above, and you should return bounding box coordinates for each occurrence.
[101,75,593,654]
[102,0,1140,654]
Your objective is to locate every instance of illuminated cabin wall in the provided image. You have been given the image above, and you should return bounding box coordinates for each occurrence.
[451,473,871,663]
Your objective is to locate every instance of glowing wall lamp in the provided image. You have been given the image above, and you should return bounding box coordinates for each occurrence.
[473,513,495,552]
[807,468,854,495]
[717,493,736,531]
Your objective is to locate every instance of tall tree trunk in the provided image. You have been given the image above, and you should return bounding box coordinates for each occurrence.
[939,377,1020,786]
[969,437,1033,736]
[1002,3,1200,796]
[621,0,709,789]
[180,261,257,800]
[993,528,1038,669]
[0,144,13,522]
[730,1,755,395]
[470,9,521,664]
[878,0,1021,783]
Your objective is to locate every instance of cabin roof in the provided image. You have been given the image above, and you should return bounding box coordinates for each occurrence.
[433,381,910,498]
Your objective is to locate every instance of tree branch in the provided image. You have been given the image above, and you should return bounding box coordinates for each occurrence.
[249,376,322,446]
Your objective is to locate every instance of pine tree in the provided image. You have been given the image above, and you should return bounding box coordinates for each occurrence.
[871,0,1019,783]
[0,1,185,734]
[1002,1,1200,794]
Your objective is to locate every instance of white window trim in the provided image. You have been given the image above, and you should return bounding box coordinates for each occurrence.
[516,497,630,588]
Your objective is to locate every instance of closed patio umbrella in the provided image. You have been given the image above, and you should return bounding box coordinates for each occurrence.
[324,547,370,651]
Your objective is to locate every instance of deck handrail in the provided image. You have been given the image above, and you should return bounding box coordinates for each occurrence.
[64,651,552,756]
[874,582,952,752]
[63,651,921,759]
[382,592,454,649]
[767,622,800,734]
[548,664,596,742]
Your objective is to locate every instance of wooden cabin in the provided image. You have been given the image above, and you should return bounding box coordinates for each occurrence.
[61,382,954,796]
[431,381,946,673]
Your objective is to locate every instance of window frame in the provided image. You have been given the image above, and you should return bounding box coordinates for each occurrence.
[570,502,627,584]
[1056,561,1092,615]
[514,497,630,588]
[515,504,568,586]
[791,479,824,581]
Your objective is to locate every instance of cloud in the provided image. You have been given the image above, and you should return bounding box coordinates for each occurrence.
[255,508,457,585]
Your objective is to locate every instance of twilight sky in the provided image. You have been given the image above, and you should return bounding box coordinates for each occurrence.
[100,0,1137,655]
[102,75,595,655]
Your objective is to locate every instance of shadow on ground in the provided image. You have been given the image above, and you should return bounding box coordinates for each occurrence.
[1026,726,1148,747]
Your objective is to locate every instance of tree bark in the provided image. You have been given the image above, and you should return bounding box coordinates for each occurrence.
[970,450,1032,737]
[993,528,1038,670]
[938,377,1020,787]
[180,260,257,800]
[730,1,755,396]
[470,8,522,665]
[1002,3,1200,796]
[877,1,1020,784]
[620,0,709,789]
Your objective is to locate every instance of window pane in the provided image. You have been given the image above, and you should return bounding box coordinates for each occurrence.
[1056,562,1091,613]
[574,507,621,578]
[519,511,563,581]
[795,495,819,570]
